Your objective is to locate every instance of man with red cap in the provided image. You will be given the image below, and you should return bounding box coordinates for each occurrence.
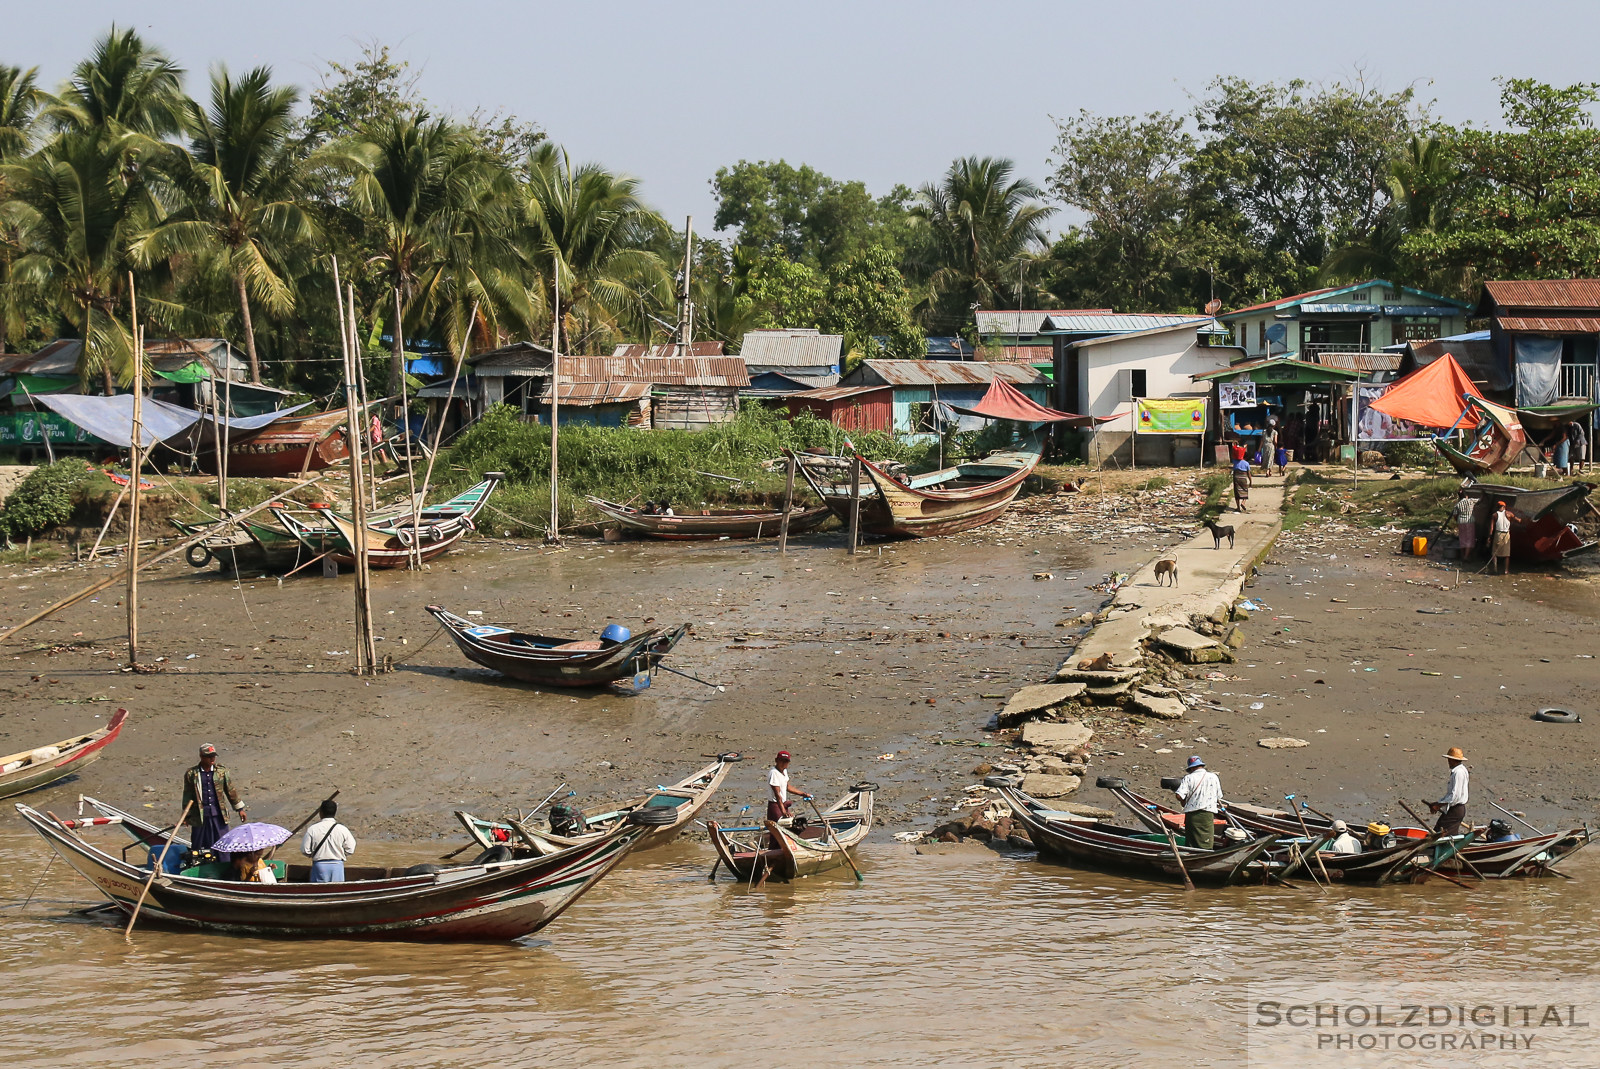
[181,743,247,852]
[767,751,812,823]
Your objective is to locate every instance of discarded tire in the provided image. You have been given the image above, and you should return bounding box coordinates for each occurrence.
[851,781,881,793]
[1533,707,1582,724]
[185,543,212,568]
[470,845,513,866]
[403,863,443,876]
[1095,776,1128,790]
[627,806,680,827]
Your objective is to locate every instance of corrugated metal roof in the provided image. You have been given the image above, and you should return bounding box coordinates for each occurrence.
[469,341,553,372]
[1311,352,1402,372]
[778,384,893,402]
[609,342,725,359]
[1039,313,1212,334]
[989,345,1054,365]
[0,339,82,377]
[538,381,651,405]
[1072,318,1220,348]
[737,328,843,367]
[975,309,1112,334]
[1497,315,1600,332]
[144,338,247,374]
[1481,280,1600,310]
[561,355,749,387]
[844,360,1047,388]
[1222,287,1340,317]
[1191,355,1362,382]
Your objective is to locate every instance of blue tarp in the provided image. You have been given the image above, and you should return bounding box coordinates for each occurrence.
[38,394,309,449]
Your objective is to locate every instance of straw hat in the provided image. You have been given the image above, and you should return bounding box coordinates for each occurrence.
[1443,746,1466,761]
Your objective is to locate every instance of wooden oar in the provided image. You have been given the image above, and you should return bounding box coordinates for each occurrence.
[124,801,191,941]
[807,796,863,883]
[272,789,339,861]
[1396,799,1478,889]
[1397,797,1488,880]
[1285,795,1330,888]
[1158,813,1196,892]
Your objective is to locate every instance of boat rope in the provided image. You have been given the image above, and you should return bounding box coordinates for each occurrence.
[386,624,447,668]
[484,503,544,534]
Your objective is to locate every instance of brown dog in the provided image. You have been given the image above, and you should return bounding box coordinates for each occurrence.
[1076,651,1114,672]
[1153,558,1179,586]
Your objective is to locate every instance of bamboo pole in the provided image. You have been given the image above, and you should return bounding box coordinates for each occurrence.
[396,288,421,571]
[126,282,143,668]
[0,469,335,646]
[124,800,191,941]
[546,265,563,546]
[87,487,126,561]
[219,360,232,511]
[334,274,377,675]
[777,454,795,555]
[847,455,861,555]
[415,301,477,515]
[352,306,378,511]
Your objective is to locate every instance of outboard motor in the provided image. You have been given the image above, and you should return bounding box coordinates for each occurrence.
[549,804,588,838]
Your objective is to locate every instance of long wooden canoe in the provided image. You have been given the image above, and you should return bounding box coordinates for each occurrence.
[587,496,833,540]
[0,709,129,800]
[708,783,877,881]
[456,755,741,858]
[426,605,688,688]
[793,444,1039,538]
[18,797,668,941]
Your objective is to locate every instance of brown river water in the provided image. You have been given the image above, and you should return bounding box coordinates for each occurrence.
[3,831,1596,1068]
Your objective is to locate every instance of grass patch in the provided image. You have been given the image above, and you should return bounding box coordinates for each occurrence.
[1286,470,1572,528]
[1196,472,1231,521]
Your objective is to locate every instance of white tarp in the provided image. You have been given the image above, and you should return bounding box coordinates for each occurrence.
[38,394,308,449]
[1515,336,1563,408]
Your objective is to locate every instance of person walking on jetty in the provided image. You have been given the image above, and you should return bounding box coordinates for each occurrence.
[1426,747,1470,836]
[1490,501,1512,574]
[1231,457,1252,512]
[767,751,813,823]
[1172,756,1222,850]
[182,744,247,853]
[301,798,356,882]
[1453,490,1477,559]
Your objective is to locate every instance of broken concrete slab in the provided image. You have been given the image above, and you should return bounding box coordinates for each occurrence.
[1053,665,1145,685]
[1130,693,1186,720]
[1154,627,1230,663]
[1020,720,1094,753]
[998,683,1087,726]
[1054,801,1117,819]
[1020,772,1081,798]
[1258,737,1309,749]
[1085,680,1136,702]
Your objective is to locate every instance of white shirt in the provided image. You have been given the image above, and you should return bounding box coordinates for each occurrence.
[1438,763,1469,806]
[1493,510,1511,534]
[302,817,357,862]
[1329,832,1363,855]
[1175,769,1222,813]
[768,767,789,803]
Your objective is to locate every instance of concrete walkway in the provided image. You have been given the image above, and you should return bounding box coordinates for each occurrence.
[1063,471,1288,671]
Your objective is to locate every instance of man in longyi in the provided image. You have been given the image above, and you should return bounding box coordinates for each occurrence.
[1427,746,1470,836]
[1172,755,1222,850]
[182,743,247,852]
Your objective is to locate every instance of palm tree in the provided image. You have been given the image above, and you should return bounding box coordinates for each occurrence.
[1322,136,1467,295]
[46,26,187,139]
[335,114,519,388]
[911,156,1054,336]
[520,143,670,354]
[3,130,154,392]
[138,66,315,382]
[0,65,44,353]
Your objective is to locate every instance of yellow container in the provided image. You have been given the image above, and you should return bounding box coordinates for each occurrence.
[1412,535,1429,556]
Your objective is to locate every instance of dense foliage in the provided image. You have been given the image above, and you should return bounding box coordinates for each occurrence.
[0,458,90,539]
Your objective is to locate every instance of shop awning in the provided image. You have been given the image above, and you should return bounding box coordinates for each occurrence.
[1368,352,1483,428]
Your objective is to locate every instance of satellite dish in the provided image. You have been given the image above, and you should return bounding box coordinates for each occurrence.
[1265,323,1288,343]
[1205,298,1222,315]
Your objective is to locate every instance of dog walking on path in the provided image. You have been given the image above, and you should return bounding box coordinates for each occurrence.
[1203,520,1235,549]
[1153,558,1179,586]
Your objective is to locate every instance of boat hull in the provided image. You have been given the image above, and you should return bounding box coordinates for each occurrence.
[0,709,129,800]
[427,606,688,687]
[587,497,833,540]
[795,448,1038,538]
[707,786,875,881]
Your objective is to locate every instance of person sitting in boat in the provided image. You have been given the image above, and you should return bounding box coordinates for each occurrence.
[232,848,276,884]
[640,501,659,515]
[1171,756,1222,850]
[598,624,631,650]
[1327,819,1363,854]
[768,751,813,823]
[302,799,357,882]
[1484,818,1521,843]
[182,744,247,853]
[659,501,675,517]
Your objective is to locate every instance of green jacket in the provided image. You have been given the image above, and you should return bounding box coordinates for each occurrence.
[181,764,245,826]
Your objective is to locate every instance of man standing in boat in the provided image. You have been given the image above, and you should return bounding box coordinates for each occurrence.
[1172,756,1222,850]
[181,744,247,853]
[1427,746,1469,836]
[768,751,812,823]
[302,798,356,882]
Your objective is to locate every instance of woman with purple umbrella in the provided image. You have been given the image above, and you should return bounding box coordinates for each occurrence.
[181,744,248,853]
[213,822,292,884]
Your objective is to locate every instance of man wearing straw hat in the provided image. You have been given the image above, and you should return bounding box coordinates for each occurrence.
[1426,747,1469,836]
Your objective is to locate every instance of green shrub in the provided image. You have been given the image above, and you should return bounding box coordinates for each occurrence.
[0,459,92,540]
[1382,440,1442,469]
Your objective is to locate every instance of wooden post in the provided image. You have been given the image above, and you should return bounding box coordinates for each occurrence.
[396,288,421,570]
[348,283,377,674]
[777,453,796,555]
[546,265,563,546]
[352,305,378,512]
[219,359,232,511]
[88,487,126,561]
[847,455,861,556]
[1130,401,1137,471]
[678,217,694,346]
[127,322,143,667]
[332,260,376,676]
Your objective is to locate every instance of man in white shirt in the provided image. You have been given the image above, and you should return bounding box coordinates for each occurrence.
[1427,746,1469,835]
[767,751,812,823]
[1327,819,1363,855]
[1491,501,1512,574]
[1172,756,1223,850]
[1453,491,1477,558]
[301,799,356,882]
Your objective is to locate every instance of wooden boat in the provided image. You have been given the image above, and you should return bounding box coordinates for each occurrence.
[997,785,1280,885]
[272,504,458,568]
[1460,481,1596,561]
[170,515,309,573]
[708,783,877,881]
[366,474,503,539]
[1436,397,1527,477]
[17,797,669,941]
[197,408,350,478]
[427,605,689,688]
[792,443,1040,537]
[0,710,129,800]
[586,496,833,540]
[456,754,741,858]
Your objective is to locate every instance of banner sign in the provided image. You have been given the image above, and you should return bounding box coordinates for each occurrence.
[0,412,103,446]
[1218,381,1257,409]
[1353,384,1425,441]
[1135,397,1207,434]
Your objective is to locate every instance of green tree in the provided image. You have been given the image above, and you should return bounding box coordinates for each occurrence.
[1407,79,1600,280]
[520,143,669,354]
[910,156,1053,335]
[0,65,44,353]
[820,245,924,358]
[711,159,918,270]
[1322,134,1467,294]
[138,66,315,382]
[46,26,188,139]
[742,255,824,329]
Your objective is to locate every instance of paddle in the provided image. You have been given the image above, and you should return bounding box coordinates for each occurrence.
[807,795,863,883]
[1285,795,1330,889]
[654,663,726,692]
[1396,799,1478,890]
[1156,813,1196,892]
[124,801,191,942]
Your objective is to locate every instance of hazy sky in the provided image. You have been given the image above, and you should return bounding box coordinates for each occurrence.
[10,1,1600,235]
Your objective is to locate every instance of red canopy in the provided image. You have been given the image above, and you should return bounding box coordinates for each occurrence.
[1368,352,1485,429]
[952,377,1112,426]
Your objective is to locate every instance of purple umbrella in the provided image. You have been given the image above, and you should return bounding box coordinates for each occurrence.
[212,822,292,854]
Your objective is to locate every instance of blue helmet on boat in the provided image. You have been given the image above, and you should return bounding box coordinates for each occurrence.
[601,624,632,646]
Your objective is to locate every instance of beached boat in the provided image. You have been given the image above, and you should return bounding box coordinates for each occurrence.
[0,710,129,801]
[586,496,833,540]
[792,443,1040,538]
[170,515,309,572]
[17,797,669,941]
[1459,481,1596,561]
[456,754,741,858]
[707,783,877,881]
[267,474,501,569]
[366,474,503,539]
[1436,397,1528,477]
[997,785,1280,885]
[197,408,351,478]
[426,605,688,688]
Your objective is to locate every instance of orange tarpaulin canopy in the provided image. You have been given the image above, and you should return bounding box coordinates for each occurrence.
[1368,352,1485,429]
[950,377,1113,427]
